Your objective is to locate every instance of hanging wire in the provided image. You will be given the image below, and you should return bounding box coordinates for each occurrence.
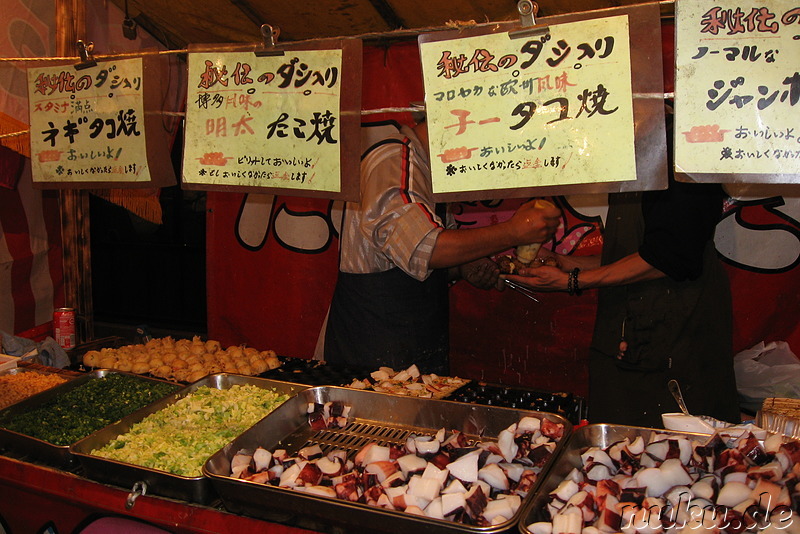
[0,48,183,62]
[0,0,677,62]
[0,0,676,139]
[0,131,27,140]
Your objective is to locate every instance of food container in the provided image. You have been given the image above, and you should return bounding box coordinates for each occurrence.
[517,424,713,534]
[446,382,585,425]
[203,386,572,534]
[261,357,368,386]
[0,369,179,468]
[71,374,306,505]
[0,366,75,409]
[758,398,800,441]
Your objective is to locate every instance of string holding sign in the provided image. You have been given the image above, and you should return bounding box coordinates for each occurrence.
[508,0,550,40]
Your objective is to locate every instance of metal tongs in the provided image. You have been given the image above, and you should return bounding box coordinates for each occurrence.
[502,278,539,302]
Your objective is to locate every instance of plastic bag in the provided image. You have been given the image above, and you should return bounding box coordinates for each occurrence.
[0,331,70,369]
[733,341,800,413]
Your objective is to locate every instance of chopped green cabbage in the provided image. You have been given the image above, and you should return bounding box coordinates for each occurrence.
[92,384,289,476]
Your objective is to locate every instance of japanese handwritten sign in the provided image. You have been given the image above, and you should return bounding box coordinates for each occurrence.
[675,1,800,178]
[183,49,343,193]
[419,15,636,195]
[27,58,150,184]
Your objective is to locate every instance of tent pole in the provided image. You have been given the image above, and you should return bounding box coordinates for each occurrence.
[55,0,95,349]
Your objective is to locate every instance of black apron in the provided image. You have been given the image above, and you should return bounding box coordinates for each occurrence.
[324,267,450,375]
[588,193,740,427]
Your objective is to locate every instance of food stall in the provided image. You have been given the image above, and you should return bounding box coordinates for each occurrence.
[0,356,584,533]
[1,0,799,531]
[0,355,798,534]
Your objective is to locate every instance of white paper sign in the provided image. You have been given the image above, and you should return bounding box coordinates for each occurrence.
[183,50,343,192]
[420,16,636,194]
[675,1,800,177]
[27,58,150,183]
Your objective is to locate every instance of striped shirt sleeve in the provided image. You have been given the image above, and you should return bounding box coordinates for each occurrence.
[344,132,444,281]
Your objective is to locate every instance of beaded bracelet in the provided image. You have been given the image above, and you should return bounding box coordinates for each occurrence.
[567,268,582,296]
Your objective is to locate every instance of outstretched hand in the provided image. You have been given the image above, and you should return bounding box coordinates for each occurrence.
[505,265,567,292]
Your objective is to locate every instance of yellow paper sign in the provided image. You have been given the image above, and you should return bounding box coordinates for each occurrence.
[420,15,636,194]
[183,50,342,192]
[675,1,800,176]
[27,58,149,183]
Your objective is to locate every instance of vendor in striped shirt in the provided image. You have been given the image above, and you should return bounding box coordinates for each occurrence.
[324,116,561,375]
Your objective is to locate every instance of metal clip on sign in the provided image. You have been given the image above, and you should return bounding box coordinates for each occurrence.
[74,40,97,70]
[255,24,285,57]
[508,0,550,40]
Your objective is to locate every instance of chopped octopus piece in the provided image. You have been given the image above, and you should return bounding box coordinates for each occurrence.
[231,450,253,478]
[397,454,427,478]
[408,474,440,503]
[479,463,510,491]
[464,484,489,519]
[448,449,481,483]
[253,447,272,472]
[425,497,445,519]
[482,494,521,523]
[365,461,399,483]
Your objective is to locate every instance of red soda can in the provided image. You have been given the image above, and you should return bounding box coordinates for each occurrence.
[54,308,76,350]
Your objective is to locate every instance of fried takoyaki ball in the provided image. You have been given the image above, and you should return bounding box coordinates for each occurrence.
[83,350,102,367]
[131,361,150,374]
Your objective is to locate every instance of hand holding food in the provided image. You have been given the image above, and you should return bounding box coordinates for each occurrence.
[515,199,558,261]
[515,242,542,265]
[496,199,560,274]
[508,198,561,247]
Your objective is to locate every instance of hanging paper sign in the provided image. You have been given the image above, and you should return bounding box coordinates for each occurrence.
[27,58,153,186]
[182,42,361,199]
[674,0,800,182]
[419,15,636,197]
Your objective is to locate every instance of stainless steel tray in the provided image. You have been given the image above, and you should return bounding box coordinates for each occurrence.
[0,369,177,468]
[0,365,77,380]
[71,373,307,505]
[203,386,572,534]
[0,366,62,377]
[0,367,76,410]
[517,424,712,534]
